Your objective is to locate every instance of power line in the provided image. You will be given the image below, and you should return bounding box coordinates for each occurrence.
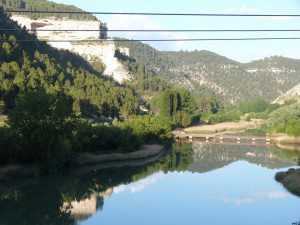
[1,29,300,32]
[2,10,300,17]
[2,37,300,42]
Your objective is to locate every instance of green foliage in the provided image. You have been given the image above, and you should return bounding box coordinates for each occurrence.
[117,115,173,142]
[0,11,139,120]
[0,91,144,169]
[153,89,195,127]
[268,102,300,136]
[205,109,242,124]
[115,49,171,93]
[195,93,222,114]
[115,40,300,103]
[72,121,142,153]
[7,91,74,169]
[0,0,97,20]
[285,120,300,136]
[239,99,270,114]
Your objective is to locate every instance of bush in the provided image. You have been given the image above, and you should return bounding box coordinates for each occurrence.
[239,99,270,114]
[72,121,142,153]
[7,91,75,170]
[207,109,242,124]
[286,120,300,136]
[118,115,173,143]
[268,102,300,136]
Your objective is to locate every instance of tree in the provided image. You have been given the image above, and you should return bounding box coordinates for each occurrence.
[99,22,108,39]
[8,91,74,169]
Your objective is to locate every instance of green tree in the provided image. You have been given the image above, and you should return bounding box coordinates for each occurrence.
[8,91,74,169]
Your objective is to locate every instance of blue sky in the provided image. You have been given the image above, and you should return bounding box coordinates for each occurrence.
[52,0,300,62]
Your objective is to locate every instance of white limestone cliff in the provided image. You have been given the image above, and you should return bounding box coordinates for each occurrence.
[11,15,131,83]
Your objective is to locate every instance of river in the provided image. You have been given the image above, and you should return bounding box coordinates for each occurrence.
[0,142,299,225]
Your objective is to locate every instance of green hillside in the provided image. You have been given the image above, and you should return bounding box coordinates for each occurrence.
[0,11,137,119]
[0,0,97,20]
[116,40,300,104]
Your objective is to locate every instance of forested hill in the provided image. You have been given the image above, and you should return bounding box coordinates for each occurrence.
[116,40,300,103]
[0,11,139,119]
[0,0,97,20]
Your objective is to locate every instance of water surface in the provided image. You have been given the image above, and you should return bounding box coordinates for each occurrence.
[0,143,299,225]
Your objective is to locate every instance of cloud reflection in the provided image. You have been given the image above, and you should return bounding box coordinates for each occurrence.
[114,172,165,194]
[207,190,288,206]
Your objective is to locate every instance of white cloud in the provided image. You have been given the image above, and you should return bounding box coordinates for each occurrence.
[114,171,165,194]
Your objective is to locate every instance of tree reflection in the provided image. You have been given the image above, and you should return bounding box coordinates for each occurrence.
[0,143,194,225]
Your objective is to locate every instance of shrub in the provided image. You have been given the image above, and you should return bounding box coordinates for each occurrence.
[239,99,270,114]
[208,109,242,124]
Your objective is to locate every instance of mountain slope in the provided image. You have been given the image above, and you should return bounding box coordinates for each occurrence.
[116,41,300,104]
[0,10,139,119]
[0,0,97,20]
[273,83,300,104]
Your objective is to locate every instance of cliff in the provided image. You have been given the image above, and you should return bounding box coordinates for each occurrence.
[11,15,131,83]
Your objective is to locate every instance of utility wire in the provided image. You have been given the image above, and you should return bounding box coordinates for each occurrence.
[2,37,300,42]
[1,29,300,32]
[1,10,300,17]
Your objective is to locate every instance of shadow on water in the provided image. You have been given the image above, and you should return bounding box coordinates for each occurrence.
[0,142,299,225]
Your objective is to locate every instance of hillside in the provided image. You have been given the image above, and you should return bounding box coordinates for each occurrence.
[0,10,139,119]
[0,0,97,20]
[273,83,300,104]
[5,0,300,104]
[116,41,300,104]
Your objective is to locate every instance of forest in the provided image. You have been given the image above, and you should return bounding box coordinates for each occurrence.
[115,40,300,103]
[0,6,299,177]
[0,10,199,173]
[0,0,97,20]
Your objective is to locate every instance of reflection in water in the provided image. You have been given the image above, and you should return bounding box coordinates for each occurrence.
[0,143,299,225]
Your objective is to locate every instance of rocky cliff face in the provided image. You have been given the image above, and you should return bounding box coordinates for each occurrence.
[12,15,131,83]
[273,84,300,104]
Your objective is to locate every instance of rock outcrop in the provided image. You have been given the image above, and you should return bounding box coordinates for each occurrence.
[11,15,131,83]
[273,84,300,104]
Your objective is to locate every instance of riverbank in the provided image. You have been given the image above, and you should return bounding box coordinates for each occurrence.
[74,144,164,166]
[276,135,300,145]
[181,120,262,134]
[0,144,164,182]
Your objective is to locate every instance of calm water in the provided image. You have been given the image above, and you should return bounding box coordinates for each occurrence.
[0,143,300,225]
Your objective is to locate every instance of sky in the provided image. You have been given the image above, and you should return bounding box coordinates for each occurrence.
[52,0,300,62]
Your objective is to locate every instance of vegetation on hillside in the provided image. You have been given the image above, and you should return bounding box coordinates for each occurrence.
[0,11,177,172]
[0,0,97,20]
[115,40,300,103]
